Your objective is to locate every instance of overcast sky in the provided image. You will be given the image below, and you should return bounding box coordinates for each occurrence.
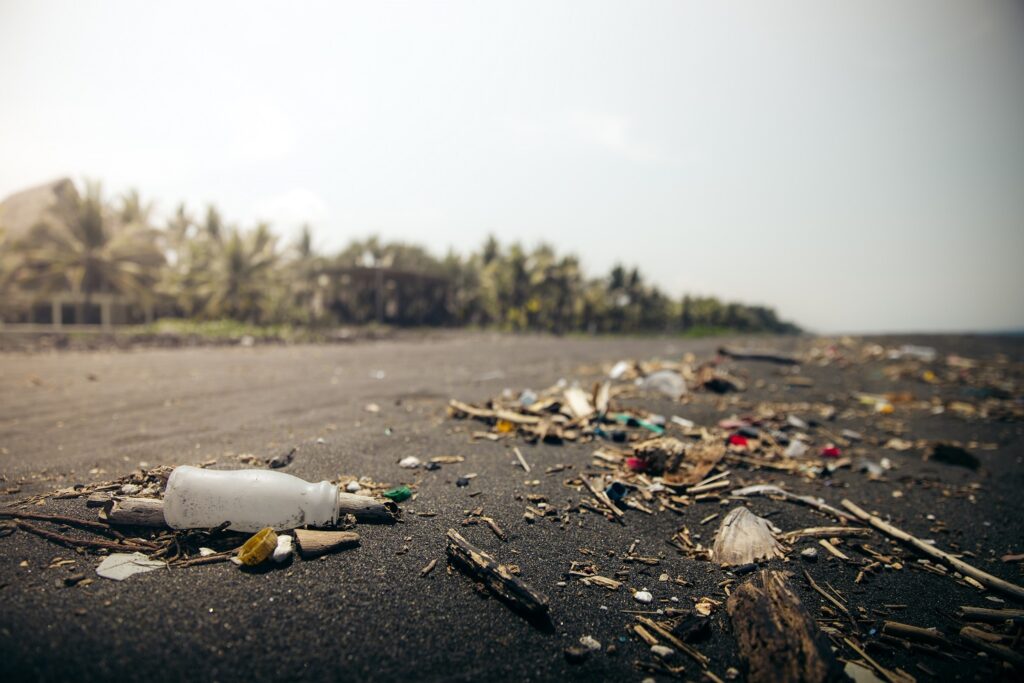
[2,1,1022,333]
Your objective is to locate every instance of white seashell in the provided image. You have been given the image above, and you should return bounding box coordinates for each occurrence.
[712,507,784,566]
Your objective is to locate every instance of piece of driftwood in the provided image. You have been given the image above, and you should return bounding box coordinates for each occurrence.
[882,621,951,647]
[841,499,1024,601]
[712,507,784,567]
[959,606,1024,624]
[448,399,541,425]
[101,498,168,527]
[780,526,872,543]
[445,528,549,619]
[959,626,1024,667]
[294,529,360,558]
[732,484,858,524]
[726,570,847,683]
[338,492,398,523]
[718,346,799,365]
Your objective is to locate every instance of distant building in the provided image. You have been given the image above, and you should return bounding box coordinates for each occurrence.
[0,178,153,328]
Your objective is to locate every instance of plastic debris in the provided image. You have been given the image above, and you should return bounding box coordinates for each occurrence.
[95,552,166,581]
[639,370,687,400]
[383,485,412,502]
[237,527,278,566]
[399,456,421,469]
[272,534,294,563]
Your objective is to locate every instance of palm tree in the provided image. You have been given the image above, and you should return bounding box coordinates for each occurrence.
[6,181,164,323]
[195,222,281,323]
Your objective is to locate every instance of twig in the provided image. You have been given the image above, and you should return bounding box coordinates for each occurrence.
[841,499,1024,601]
[635,615,710,668]
[15,520,153,553]
[732,484,858,523]
[513,447,530,473]
[803,569,858,632]
[0,508,127,538]
[780,526,872,543]
[843,637,915,683]
[959,606,1024,624]
[581,477,624,519]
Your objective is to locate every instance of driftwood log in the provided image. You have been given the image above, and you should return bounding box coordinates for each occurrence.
[294,529,360,559]
[445,528,549,619]
[841,499,1024,601]
[101,498,168,527]
[726,569,847,683]
[718,346,799,365]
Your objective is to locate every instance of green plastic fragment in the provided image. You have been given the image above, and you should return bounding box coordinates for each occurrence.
[383,485,412,502]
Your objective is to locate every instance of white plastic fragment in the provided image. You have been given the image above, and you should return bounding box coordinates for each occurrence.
[273,534,294,563]
[633,589,653,604]
[650,645,675,659]
[784,440,809,458]
[399,456,421,469]
[609,360,631,379]
[96,552,165,581]
[199,547,217,557]
[670,415,694,429]
[579,635,602,651]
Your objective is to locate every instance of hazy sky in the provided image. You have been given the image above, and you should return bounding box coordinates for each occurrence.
[2,1,1022,333]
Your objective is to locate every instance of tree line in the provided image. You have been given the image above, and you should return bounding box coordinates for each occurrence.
[0,182,799,334]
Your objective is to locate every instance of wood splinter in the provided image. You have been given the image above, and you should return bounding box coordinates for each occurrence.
[445,528,549,620]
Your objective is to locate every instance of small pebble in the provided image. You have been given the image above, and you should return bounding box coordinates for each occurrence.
[346,481,361,493]
[579,635,601,651]
[564,646,589,664]
[456,477,470,487]
[399,456,421,469]
[801,547,818,562]
[633,590,653,604]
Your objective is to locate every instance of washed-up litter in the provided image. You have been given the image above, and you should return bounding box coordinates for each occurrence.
[96,552,166,581]
[237,527,278,565]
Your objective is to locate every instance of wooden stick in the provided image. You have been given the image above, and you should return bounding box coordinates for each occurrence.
[803,570,857,632]
[841,499,1024,601]
[581,477,624,518]
[780,526,872,542]
[732,484,858,523]
[882,621,952,648]
[959,626,1024,667]
[726,570,846,683]
[445,528,549,619]
[1,508,121,534]
[101,498,168,527]
[842,637,915,683]
[513,447,530,473]
[959,606,1024,624]
[635,615,710,668]
[15,520,153,552]
[718,346,799,365]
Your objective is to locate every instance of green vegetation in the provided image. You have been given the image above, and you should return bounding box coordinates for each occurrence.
[1,181,799,335]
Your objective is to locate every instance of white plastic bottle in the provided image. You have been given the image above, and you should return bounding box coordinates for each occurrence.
[162,466,340,532]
